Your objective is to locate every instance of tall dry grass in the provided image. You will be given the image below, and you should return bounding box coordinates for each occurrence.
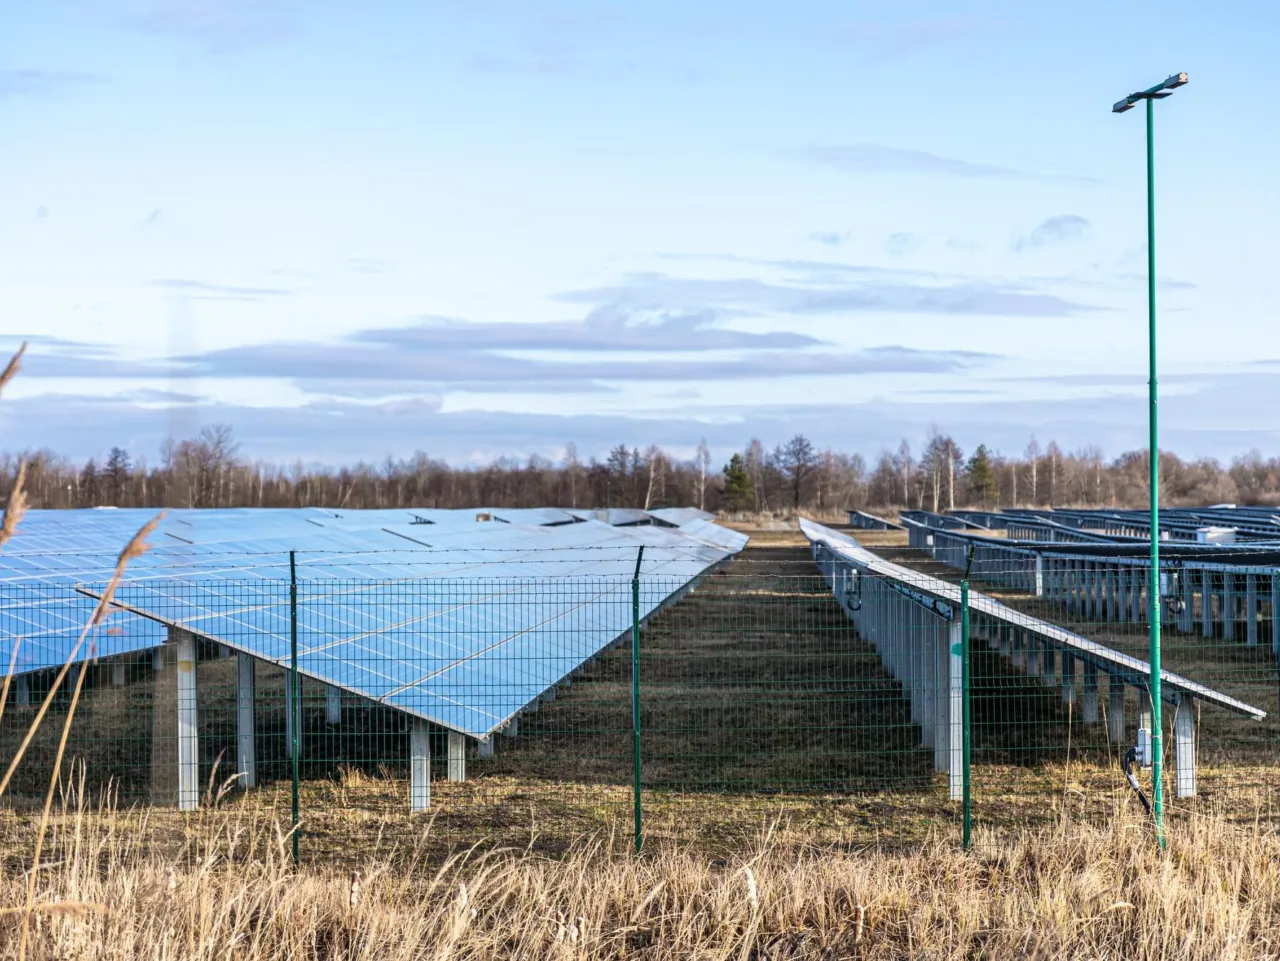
[2,790,1278,960]
[0,342,168,956]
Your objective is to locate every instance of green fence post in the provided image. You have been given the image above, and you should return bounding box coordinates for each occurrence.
[289,550,300,868]
[962,544,974,851]
[631,545,644,855]
[961,578,972,851]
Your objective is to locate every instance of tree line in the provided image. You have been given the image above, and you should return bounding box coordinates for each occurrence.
[3,424,1279,514]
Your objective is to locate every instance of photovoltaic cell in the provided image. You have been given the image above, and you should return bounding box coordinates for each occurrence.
[3,507,746,737]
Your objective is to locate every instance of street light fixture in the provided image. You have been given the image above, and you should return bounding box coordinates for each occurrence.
[1112,72,1188,114]
[1112,70,1188,845]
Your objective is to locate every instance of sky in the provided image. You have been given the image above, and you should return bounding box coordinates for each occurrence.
[2,0,1279,467]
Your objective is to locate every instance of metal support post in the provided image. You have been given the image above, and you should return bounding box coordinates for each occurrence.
[1041,645,1056,688]
[960,582,971,844]
[1178,569,1194,633]
[933,617,948,773]
[285,670,295,757]
[1272,574,1280,658]
[236,654,256,789]
[1081,662,1099,724]
[922,611,937,752]
[325,685,342,725]
[1107,682,1126,744]
[1173,697,1196,798]
[174,628,199,812]
[1202,570,1214,638]
[1060,653,1076,706]
[1223,573,1236,642]
[948,611,964,802]
[409,719,430,811]
[631,546,644,854]
[447,731,466,782]
[1089,563,1100,620]
[289,552,300,865]
[1245,574,1258,647]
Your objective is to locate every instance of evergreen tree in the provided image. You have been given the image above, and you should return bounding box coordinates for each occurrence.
[104,446,131,506]
[721,453,755,511]
[79,458,100,506]
[966,444,998,506]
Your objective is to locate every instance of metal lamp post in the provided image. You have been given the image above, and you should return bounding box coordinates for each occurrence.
[1112,71,1188,842]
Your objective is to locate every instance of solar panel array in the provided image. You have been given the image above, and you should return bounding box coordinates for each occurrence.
[1,507,748,738]
[802,518,1265,719]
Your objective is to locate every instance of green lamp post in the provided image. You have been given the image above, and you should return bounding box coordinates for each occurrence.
[1112,71,1188,842]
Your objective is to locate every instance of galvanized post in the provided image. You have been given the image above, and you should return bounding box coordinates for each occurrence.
[236,654,256,789]
[289,550,300,867]
[1272,574,1280,709]
[631,545,644,855]
[1202,569,1214,639]
[1223,573,1236,643]
[174,628,198,812]
[1245,574,1258,647]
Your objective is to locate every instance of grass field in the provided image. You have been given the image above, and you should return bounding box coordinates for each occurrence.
[2,796,1279,960]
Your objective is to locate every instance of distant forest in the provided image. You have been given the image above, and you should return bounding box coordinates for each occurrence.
[4,424,1280,514]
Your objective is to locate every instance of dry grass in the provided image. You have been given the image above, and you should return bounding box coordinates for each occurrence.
[2,790,1280,960]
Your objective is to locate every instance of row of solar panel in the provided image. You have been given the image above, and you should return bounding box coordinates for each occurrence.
[1,507,745,737]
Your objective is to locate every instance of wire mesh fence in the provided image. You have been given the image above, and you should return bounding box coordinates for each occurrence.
[1,532,1278,865]
[883,527,1280,846]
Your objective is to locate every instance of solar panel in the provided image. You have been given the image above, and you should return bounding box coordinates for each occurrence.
[800,518,1265,720]
[4,508,745,737]
[648,507,715,526]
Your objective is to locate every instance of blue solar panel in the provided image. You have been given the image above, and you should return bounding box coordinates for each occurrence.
[3,508,746,736]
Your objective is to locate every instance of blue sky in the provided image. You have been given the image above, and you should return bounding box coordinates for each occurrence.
[3,0,1279,466]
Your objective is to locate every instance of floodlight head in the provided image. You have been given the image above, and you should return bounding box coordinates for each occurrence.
[1114,72,1189,112]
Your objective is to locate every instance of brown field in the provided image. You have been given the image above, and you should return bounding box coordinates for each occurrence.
[1,794,1279,959]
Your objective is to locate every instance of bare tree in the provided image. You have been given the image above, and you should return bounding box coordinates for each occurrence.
[13,423,1280,514]
[695,438,711,512]
[922,428,946,512]
[1026,436,1040,505]
[870,452,896,507]
[940,438,963,511]
[643,445,667,510]
[895,440,913,506]
[775,434,818,509]
[1047,441,1062,506]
